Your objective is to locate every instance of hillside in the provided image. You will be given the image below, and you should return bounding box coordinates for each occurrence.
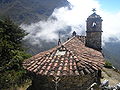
[101,67,120,86]
[103,42,120,69]
[0,0,69,24]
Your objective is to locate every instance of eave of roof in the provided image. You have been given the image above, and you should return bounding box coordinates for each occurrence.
[23,36,105,76]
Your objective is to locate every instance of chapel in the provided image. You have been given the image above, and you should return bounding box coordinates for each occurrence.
[23,9,105,90]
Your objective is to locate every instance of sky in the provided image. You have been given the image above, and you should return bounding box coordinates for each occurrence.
[21,0,120,45]
[98,0,120,13]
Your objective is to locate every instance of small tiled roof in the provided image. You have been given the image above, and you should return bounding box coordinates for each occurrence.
[88,13,101,19]
[23,36,105,76]
[87,12,103,22]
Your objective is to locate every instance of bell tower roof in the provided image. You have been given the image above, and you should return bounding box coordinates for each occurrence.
[88,13,101,18]
[87,9,102,21]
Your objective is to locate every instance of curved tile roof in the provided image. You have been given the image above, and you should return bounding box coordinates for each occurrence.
[23,36,105,76]
[88,13,101,19]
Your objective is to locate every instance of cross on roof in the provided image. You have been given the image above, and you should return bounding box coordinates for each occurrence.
[92,8,96,13]
[58,32,61,45]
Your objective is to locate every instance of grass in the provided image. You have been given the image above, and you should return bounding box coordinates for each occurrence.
[102,68,112,77]
[3,79,31,90]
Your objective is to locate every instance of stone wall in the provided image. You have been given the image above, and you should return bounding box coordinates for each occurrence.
[28,72,100,90]
[86,32,102,51]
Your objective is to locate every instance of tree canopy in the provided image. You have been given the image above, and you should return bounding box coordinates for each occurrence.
[0,18,31,89]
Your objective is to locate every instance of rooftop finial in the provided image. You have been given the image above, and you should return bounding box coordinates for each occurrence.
[72,31,76,37]
[58,32,61,45]
[92,8,96,13]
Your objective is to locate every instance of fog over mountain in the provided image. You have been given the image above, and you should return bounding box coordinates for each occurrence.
[0,0,120,69]
[21,0,120,44]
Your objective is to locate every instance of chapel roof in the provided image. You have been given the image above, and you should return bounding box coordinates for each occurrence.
[23,36,105,76]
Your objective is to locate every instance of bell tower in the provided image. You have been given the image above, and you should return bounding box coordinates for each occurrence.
[85,9,103,51]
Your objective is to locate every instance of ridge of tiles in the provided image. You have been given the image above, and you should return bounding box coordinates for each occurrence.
[23,36,105,76]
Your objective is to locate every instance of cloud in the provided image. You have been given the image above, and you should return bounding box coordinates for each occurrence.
[101,11,120,42]
[21,0,120,45]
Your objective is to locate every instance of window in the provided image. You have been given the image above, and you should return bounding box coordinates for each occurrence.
[55,50,66,55]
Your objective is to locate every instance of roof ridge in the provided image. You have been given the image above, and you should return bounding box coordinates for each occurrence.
[62,36,76,45]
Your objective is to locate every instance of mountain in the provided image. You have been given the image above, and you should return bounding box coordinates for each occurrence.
[0,0,69,24]
[103,42,120,69]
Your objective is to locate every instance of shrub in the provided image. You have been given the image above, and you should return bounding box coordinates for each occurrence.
[104,60,112,68]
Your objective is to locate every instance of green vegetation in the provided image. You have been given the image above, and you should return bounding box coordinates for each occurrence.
[104,60,112,68]
[0,18,31,89]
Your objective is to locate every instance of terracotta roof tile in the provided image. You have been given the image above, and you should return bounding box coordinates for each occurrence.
[23,36,105,76]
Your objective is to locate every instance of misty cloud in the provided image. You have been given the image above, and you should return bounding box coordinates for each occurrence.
[101,11,120,43]
[21,0,120,46]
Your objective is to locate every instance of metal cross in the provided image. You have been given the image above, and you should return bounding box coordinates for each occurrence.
[92,8,96,13]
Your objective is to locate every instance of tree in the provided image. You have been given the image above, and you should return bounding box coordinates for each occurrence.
[0,18,31,89]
